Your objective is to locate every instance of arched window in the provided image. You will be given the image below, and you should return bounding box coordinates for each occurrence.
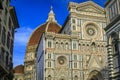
[72,19,76,23]
[48,53,51,59]
[56,42,58,49]
[73,25,76,30]
[111,33,119,55]
[75,75,78,80]
[61,42,64,49]
[73,42,77,50]
[48,41,52,48]
[48,75,51,80]
[65,43,68,50]
[74,55,77,60]
[48,61,51,67]
[112,39,118,55]
[74,62,77,68]
[88,70,102,80]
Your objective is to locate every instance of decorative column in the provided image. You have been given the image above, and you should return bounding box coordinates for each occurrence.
[107,36,114,80]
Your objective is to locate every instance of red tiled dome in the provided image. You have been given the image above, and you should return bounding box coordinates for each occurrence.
[13,65,24,74]
[28,22,61,46]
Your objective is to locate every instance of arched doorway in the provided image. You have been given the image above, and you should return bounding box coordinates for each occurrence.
[87,70,103,80]
[89,75,98,80]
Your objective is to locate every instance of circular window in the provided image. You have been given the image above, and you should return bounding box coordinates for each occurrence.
[58,56,66,65]
[85,24,98,37]
[87,27,95,36]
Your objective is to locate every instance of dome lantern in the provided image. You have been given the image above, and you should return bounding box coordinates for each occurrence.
[46,6,56,22]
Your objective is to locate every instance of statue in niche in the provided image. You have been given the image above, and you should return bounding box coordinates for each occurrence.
[91,42,97,54]
[56,42,58,49]
[60,42,64,50]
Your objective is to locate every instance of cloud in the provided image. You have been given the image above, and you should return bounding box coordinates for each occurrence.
[13,26,33,67]
[14,27,33,46]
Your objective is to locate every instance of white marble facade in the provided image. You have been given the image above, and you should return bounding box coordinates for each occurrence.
[36,1,108,80]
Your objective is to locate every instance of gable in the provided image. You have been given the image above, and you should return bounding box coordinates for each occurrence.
[76,1,104,14]
[87,55,101,69]
[90,58,100,68]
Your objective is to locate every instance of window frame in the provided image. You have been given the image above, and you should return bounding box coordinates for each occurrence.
[108,1,119,21]
[72,41,78,50]
[47,40,52,48]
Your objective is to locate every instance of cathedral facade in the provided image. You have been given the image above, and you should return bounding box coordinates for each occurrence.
[25,1,108,80]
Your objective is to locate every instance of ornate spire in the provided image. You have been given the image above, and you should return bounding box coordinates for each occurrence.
[46,6,56,22]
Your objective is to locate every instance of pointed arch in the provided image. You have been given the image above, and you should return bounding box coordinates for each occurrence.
[87,70,103,80]
[48,75,52,80]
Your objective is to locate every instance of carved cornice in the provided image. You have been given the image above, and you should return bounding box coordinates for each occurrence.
[70,13,106,22]
[45,32,106,44]
[24,60,35,65]
[69,1,104,14]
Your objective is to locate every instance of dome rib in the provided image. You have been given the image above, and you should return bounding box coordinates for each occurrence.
[27,22,61,46]
[27,6,61,47]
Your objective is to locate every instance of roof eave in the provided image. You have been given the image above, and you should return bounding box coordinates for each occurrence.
[9,6,19,28]
[104,0,111,7]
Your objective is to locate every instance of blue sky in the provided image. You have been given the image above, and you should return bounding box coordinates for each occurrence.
[10,0,106,67]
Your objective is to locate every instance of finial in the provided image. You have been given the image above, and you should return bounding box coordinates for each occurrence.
[50,6,53,11]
